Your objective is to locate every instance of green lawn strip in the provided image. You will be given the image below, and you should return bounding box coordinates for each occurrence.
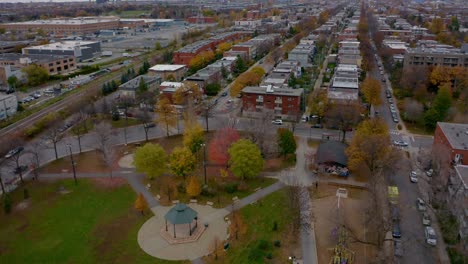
[222,189,293,263]
[111,118,143,128]
[0,179,141,263]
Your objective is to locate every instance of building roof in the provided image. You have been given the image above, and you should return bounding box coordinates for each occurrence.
[119,75,160,90]
[316,140,348,166]
[242,85,303,96]
[149,64,186,72]
[328,88,359,101]
[437,122,468,150]
[23,41,99,51]
[3,17,118,26]
[454,165,468,190]
[0,94,16,101]
[164,203,198,225]
[331,77,359,89]
[0,53,72,63]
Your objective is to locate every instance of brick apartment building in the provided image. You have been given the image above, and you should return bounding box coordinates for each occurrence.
[148,64,187,81]
[187,16,216,24]
[173,32,248,65]
[433,122,468,166]
[241,85,303,120]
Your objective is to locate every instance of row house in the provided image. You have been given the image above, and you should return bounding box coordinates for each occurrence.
[433,122,468,166]
[403,46,468,69]
[185,67,222,91]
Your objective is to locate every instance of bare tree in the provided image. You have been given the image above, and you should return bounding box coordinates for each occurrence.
[8,141,26,184]
[245,109,275,156]
[94,122,117,178]
[28,141,43,180]
[70,111,89,153]
[43,125,64,160]
[402,98,423,123]
[200,101,216,132]
[325,100,362,142]
[136,108,155,142]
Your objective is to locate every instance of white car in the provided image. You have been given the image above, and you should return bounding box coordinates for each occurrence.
[425,226,437,246]
[422,212,431,226]
[272,119,283,125]
[410,171,418,183]
[393,140,408,147]
[426,169,433,177]
[416,198,427,211]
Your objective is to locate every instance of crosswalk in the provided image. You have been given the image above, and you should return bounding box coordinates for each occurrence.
[390,130,400,136]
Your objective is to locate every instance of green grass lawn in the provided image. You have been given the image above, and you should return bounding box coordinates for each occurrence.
[403,121,434,136]
[204,189,296,263]
[0,179,186,264]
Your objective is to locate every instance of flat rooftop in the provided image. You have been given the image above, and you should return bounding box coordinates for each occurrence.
[0,53,72,62]
[242,86,303,96]
[24,41,99,51]
[437,122,468,150]
[4,17,118,26]
[149,64,186,72]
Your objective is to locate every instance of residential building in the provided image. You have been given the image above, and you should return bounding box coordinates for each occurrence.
[447,165,468,250]
[148,64,187,81]
[288,42,316,67]
[0,41,33,54]
[185,67,222,91]
[327,63,360,103]
[234,19,262,29]
[0,53,76,80]
[187,16,216,24]
[0,17,119,35]
[22,41,101,61]
[159,81,184,103]
[404,45,468,69]
[241,85,303,120]
[0,94,17,120]
[338,41,361,66]
[118,75,161,99]
[433,122,468,166]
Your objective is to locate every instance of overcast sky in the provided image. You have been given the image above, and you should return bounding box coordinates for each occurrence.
[4,0,90,2]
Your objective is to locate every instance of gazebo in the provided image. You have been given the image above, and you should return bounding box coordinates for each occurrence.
[164,203,198,238]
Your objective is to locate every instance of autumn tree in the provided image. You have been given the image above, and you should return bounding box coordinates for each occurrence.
[429,18,445,34]
[134,193,148,215]
[186,176,201,198]
[183,121,204,153]
[308,89,328,123]
[170,147,196,179]
[402,98,424,123]
[325,100,362,141]
[361,77,382,113]
[230,211,248,240]
[134,143,167,179]
[277,128,296,157]
[44,124,64,160]
[21,64,49,86]
[189,50,215,72]
[173,82,202,106]
[228,139,264,181]
[155,97,177,137]
[208,127,240,167]
[161,176,178,201]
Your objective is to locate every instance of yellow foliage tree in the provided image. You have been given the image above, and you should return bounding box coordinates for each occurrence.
[308,89,329,118]
[155,97,177,136]
[230,212,248,239]
[345,119,390,173]
[186,176,201,198]
[361,77,382,111]
[216,42,232,55]
[134,193,148,215]
[430,66,452,87]
[183,121,205,153]
[429,18,445,34]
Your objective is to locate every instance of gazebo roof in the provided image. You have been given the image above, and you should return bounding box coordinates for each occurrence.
[164,203,198,225]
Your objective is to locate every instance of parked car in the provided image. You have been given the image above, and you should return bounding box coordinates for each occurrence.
[393,116,399,123]
[12,165,28,174]
[392,221,402,238]
[422,212,431,226]
[144,122,156,128]
[5,146,24,158]
[425,226,437,246]
[221,91,228,97]
[388,97,393,103]
[394,239,403,257]
[426,169,433,177]
[312,123,323,128]
[272,119,283,125]
[393,140,408,147]
[409,171,418,183]
[416,198,427,211]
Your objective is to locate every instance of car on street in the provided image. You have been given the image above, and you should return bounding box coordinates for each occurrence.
[426,169,433,177]
[393,116,399,123]
[388,97,393,103]
[312,123,323,128]
[410,171,418,183]
[221,91,228,97]
[5,146,24,158]
[425,226,437,246]
[144,122,156,128]
[12,165,28,174]
[226,99,233,104]
[416,198,427,211]
[393,140,408,147]
[386,90,392,98]
[272,119,283,125]
[33,92,41,98]
[392,221,402,238]
[422,212,431,226]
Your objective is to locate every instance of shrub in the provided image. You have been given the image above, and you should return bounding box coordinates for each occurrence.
[266,252,273,259]
[177,182,186,194]
[3,195,12,214]
[437,209,460,245]
[23,188,29,200]
[397,124,402,130]
[201,185,216,197]
[257,240,271,251]
[272,221,278,231]
[224,182,238,194]
[447,247,468,264]
[248,248,264,261]
[273,240,281,247]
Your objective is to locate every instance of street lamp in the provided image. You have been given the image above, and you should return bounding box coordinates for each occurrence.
[200,143,207,185]
[66,144,77,185]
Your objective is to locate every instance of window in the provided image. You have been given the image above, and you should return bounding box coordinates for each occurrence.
[257,95,263,100]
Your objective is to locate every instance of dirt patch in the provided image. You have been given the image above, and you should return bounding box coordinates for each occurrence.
[14,200,31,211]
[312,184,377,263]
[91,177,127,189]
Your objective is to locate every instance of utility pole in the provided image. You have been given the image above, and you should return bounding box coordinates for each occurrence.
[201,143,207,184]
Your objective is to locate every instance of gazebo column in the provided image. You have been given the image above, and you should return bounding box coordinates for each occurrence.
[173,224,176,238]
[189,222,192,236]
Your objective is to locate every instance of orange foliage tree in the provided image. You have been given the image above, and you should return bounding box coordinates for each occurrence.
[208,127,240,167]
